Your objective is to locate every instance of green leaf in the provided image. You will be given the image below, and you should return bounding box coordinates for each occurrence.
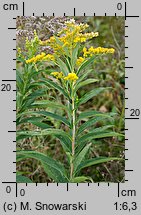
[76,126,116,154]
[37,111,70,127]
[16,70,24,93]
[17,116,45,126]
[76,69,94,84]
[27,81,48,91]
[16,175,32,183]
[77,116,113,135]
[78,87,107,106]
[17,128,71,141]
[74,143,92,174]
[28,121,52,129]
[17,151,68,182]
[72,44,79,68]
[54,55,70,76]
[74,79,99,94]
[30,100,69,112]
[77,111,116,122]
[65,57,72,72]
[17,110,70,127]
[17,154,27,162]
[55,135,72,153]
[77,55,96,75]
[41,78,69,99]
[78,131,124,144]
[70,176,93,183]
[75,157,122,174]
[21,88,48,111]
[88,125,114,133]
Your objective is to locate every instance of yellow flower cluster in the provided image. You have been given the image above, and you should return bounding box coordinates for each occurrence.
[39,19,99,55]
[51,72,64,79]
[64,73,78,81]
[51,71,78,82]
[83,47,115,57]
[74,32,99,43]
[26,53,55,64]
[76,57,85,66]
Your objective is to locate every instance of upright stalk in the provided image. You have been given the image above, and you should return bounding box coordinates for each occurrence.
[70,83,76,179]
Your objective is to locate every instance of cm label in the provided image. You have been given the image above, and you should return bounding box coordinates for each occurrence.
[3,4,18,10]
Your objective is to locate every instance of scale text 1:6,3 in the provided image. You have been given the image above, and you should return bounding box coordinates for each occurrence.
[114,201,137,211]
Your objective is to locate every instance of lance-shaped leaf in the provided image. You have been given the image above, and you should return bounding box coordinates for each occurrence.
[72,44,79,68]
[17,128,71,141]
[77,111,116,122]
[16,175,32,183]
[75,157,122,174]
[70,176,93,183]
[78,87,107,106]
[77,55,96,75]
[30,100,70,113]
[74,79,99,94]
[17,110,70,127]
[73,143,92,174]
[54,55,70,76]
[17,151,69,182]
[78,131,124,144]
[41,78,70,99]
[77,116,114,135]
[76,129,124,154]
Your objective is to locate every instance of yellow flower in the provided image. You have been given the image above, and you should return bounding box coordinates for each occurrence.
[51,72,64,79]
[83,46,115,57]
[64,73,78,81]
[43,54,55,61]
[26,53,55,64]
[76,57,85,66]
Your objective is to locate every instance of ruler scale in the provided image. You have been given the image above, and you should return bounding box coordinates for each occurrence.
[0,0,141,214]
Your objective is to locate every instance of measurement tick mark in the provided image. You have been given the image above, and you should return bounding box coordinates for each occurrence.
[74,8,75,16]
[125,66,133,69]
[125,117,139,119]
[2,80,16,82]
[8,28,16,30]
[16,183,18,197]
[67,183,69,191]
[23,2,25,16]
[8,131,16,133]
[125,2,127,20]
[118,183,120,197]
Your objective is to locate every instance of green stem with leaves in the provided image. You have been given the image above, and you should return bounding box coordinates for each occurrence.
[70,83,76,179]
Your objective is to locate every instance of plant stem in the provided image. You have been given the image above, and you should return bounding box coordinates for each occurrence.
[70,84,76,179]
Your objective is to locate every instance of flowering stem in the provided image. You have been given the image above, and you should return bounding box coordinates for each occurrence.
[70,83,76,179]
